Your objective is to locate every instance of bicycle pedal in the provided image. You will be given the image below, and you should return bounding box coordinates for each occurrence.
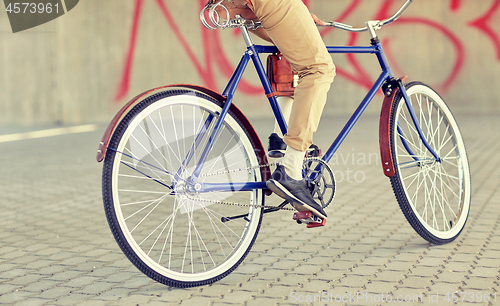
[306,144,322,158]
[292,211,326,228]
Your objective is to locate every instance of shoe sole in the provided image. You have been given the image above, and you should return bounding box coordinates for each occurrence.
[266,180,327,220]
[268,148,318,158]
[268,150,285,158]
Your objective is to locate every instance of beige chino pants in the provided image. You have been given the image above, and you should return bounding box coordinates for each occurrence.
[248,0,336,151]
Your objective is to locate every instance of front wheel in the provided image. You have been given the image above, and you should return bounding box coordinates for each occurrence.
[102,89,264,287]
[389,82,471,244]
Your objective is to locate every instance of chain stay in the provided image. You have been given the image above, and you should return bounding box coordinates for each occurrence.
[189,158,323,211]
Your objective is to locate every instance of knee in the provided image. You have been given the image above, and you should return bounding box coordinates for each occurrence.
[299,62,336,83]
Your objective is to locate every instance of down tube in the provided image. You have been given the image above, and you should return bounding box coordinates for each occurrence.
[322,72,390,163]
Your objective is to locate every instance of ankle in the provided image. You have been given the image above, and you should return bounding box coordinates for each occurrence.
[282,146,305,180]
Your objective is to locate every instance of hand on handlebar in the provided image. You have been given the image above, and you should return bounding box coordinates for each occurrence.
[209,0,258,21]
[311,13,326,26]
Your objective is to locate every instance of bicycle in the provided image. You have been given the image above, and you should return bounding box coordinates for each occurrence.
[96,0,471,288]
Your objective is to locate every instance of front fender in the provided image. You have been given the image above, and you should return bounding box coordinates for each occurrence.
[96,84,271,183]
[379,77,406,178]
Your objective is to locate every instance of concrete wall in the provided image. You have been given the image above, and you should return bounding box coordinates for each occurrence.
[0,0,499,125]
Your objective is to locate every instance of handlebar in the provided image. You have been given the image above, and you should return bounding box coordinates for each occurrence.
[200,0,413,32]
[324,0,413,32]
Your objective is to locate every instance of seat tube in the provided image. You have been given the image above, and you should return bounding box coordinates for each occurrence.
[189,25,255,183]
[241,24,288,135]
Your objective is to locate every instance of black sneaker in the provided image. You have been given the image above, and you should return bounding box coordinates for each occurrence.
[268,133,287,158]
[268,133,322,158]
[266,165,327,219]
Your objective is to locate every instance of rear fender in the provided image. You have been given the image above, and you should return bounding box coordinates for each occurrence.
[96,84,271,186]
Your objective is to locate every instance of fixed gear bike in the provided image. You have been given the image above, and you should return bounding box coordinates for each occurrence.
[96,0,471,288]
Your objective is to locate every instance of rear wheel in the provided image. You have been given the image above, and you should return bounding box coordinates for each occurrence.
[389,82,471,244]
[102,89,264,287]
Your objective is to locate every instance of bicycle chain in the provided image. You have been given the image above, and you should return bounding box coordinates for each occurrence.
[185,158,323,212]
[184,193,296,211]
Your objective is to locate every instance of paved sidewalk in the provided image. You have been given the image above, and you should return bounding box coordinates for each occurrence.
[0,113,499,305]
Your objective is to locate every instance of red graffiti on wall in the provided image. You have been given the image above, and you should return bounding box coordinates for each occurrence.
[468,0,500,60]
[114,0,500,102]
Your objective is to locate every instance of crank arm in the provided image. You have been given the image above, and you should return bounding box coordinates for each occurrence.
[221,200,289,223]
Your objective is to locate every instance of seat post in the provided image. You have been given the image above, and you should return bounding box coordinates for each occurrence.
[235,15,255,48]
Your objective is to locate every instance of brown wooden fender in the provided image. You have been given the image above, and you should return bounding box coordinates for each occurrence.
[96,84,271,187]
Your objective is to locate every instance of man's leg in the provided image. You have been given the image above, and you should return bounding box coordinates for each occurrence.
[251,0,335,153]
[249,0,335,219]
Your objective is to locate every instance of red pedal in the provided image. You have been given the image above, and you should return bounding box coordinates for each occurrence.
[293,211,312,220]
[292,211,326,228]
[306,218,326,228]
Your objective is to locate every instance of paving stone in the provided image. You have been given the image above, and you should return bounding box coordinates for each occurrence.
[408,266,440,277]
[443,261,474,272]
[51,293,90,305]
[271,275,306,287]
[364,280,397,293]
[0,268,30,280]
[15,298,48,306]
[35,265,67,276]
[114,294,154,304]
[0,290,35,304]
[236,279,269,292]
[350,265,379,276]
[75,281,116,295]
[336,275,369,288]
[260,284,295,298]
[23,279,62,292]
[45,270,84,281]
[268,260,299,270]
[301,279,335,292]
[434,271,465,283]
[469,266,500,278]
[60,276,99,288]
[220,291,256,303]
[357,256,389,266]
[474,258,500,267]
[245,297,284,306]
[102,271,137,283]
[398,276,433,289]
[8,274,45,286]
[117,276,153,289]
[37,286,73,299]
[374,270,405,282]
[427,282,462,295]
[462,276,497,290]
[74,300,110,306]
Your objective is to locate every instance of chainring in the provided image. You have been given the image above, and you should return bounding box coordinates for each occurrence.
[302,158,336,209]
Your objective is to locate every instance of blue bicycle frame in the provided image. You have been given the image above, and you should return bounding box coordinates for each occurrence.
[188,26,440,193]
